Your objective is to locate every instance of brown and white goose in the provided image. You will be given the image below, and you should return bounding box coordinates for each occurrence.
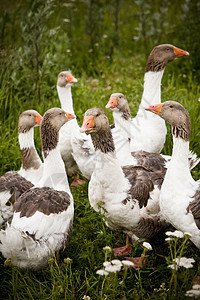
[0,110,42,225]
[0,108,75,270]
[146,101,200,248]
[114,44,189,153]
[106,93,199,171]
[17,110,43,184]
[57,71,96,181]
[80,108,168,255]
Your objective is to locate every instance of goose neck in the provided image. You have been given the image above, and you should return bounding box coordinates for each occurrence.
[113,111,131,139]
[41,147,70,192]
[91,128,115,154]
[18,128,42,170]
[165,136,192,183]
[57,85,75,115]
[140,70,164,108]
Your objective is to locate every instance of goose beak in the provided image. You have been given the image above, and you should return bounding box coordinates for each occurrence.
[174,46,189,58]
[80,116,95,133]
[66,73,78,83]
[36,113,43,125]
[145,103,163,115]
[65,112,75,121]
[106,97,118,109]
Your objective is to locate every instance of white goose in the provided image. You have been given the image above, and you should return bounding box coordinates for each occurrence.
[112,44,189,153]
[80,108,168,256]
[0,110,43,225]
[106,93,199,171]
[146,101,200,248]
[0,108,75,270]
[57,71,95,180]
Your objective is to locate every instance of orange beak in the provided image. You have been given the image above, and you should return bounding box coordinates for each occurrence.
[66,73,78,83]
[174,46,189,58]
[65,112,75,121]
[36,113,43,125]
[80,116,95,133]
[145,103,163,115]
[106,97,118,109]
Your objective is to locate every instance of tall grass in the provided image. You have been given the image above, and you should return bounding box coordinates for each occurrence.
[0,53,200,299]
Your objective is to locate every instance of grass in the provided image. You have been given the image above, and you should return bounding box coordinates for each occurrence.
[0,53,200,299]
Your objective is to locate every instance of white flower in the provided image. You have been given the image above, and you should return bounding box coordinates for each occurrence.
[175,257,195,268]
[198,98,200,102]
[103,34,108,38]
[143,242,152,250]
[111,259,122,266]
[105,264,122,273]
[66,49,71,53]
[104,260,122,273]
[103,261,111,268]
[103,246,112,252]
[96,269,109,276]
[63,18,70,23]
[165,237,172,242]
[122,260,134,267]
[168,264,178,270]
[63,3,73,7]
[185,284,200,297]
[82,296,90,300]
[192,285,200,290]
[165,230,184,238]
[169,257,195,270]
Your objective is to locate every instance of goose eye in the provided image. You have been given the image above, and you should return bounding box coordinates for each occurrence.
[166,48,170,51]
[96,114,99,117]
[59,112,62,115]
[169,105,173,108]
[29,114,32,117]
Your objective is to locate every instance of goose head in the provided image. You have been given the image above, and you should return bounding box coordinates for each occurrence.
[18,110,43,133]
[146,44,189,72]
[145,101,191,141]
[106,93,131,120]
[57,71,78,88]
[41,108,75,157]
[80,108,110,134]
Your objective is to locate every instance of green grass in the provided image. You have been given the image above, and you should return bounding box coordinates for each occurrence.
[0,54,200,299]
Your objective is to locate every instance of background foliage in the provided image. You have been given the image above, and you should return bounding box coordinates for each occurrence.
[0,0,200,299]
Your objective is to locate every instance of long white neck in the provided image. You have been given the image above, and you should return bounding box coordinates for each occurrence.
[40,147,70,193]
[18,128,42,169]
[164,136,194,189]
[18,128,35,149]
[57,84,75,115]
[140,70,164,108]
[112,111,137,165]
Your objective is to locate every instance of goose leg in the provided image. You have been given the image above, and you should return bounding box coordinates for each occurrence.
[70,173,85,187]
[113,235,132,256]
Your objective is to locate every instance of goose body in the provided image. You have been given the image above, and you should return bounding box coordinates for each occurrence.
[111,44,189,153]
[146,101,200,248]
[80,108,168,243]
[0,110,42,225]
[0,108,75,270]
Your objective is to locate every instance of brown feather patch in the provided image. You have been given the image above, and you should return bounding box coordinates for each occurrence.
[188,189,200,229]
[122,165,164,208]
[14,187,71,218]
